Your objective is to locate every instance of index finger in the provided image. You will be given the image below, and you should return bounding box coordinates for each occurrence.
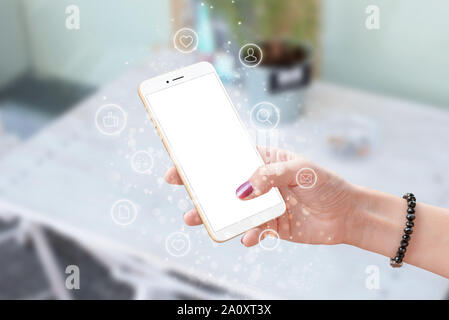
[164,167,184,185]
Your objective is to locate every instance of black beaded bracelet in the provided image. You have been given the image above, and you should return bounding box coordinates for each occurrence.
[390,193,416,268]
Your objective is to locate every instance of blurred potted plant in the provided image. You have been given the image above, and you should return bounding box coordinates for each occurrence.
[212,0,319,122]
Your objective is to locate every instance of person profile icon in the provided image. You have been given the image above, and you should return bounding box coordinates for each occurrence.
[239,43,263,67]
[244,47,258,63]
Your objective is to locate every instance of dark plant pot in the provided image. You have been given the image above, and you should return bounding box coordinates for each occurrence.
[246,40,312,124]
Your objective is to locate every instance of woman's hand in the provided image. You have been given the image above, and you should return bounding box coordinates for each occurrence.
[165,146,449,278]
[165,146,363,247]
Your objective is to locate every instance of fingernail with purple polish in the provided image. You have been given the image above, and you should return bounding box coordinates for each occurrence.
[236,181,253,199]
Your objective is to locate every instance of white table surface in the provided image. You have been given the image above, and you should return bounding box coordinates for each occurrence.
[0,52,448,299]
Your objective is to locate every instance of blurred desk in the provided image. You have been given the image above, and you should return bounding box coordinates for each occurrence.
[0,54,448,299]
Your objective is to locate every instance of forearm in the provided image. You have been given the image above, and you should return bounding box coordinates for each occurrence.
[347,186,449,278]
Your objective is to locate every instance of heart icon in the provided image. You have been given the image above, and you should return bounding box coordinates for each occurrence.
[180,35,194,48]
[171,238,186,251]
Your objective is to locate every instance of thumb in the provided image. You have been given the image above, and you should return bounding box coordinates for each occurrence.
[235,158,319,200]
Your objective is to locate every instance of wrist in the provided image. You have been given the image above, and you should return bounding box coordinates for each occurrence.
[342,185,449,278]
[342,184,370,247]
[344,185,405,257]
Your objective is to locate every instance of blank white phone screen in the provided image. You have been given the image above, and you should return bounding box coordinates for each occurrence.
[146,72,282,232]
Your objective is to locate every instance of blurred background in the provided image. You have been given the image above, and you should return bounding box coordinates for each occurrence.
[0,0,448,299]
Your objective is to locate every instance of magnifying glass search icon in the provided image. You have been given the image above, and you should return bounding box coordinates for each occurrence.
[256,108,273,125]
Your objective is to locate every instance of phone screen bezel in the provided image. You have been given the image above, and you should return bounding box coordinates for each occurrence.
[138,62,286,242]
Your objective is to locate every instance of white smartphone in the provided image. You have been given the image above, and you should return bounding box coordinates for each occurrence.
[138,62,285,242]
